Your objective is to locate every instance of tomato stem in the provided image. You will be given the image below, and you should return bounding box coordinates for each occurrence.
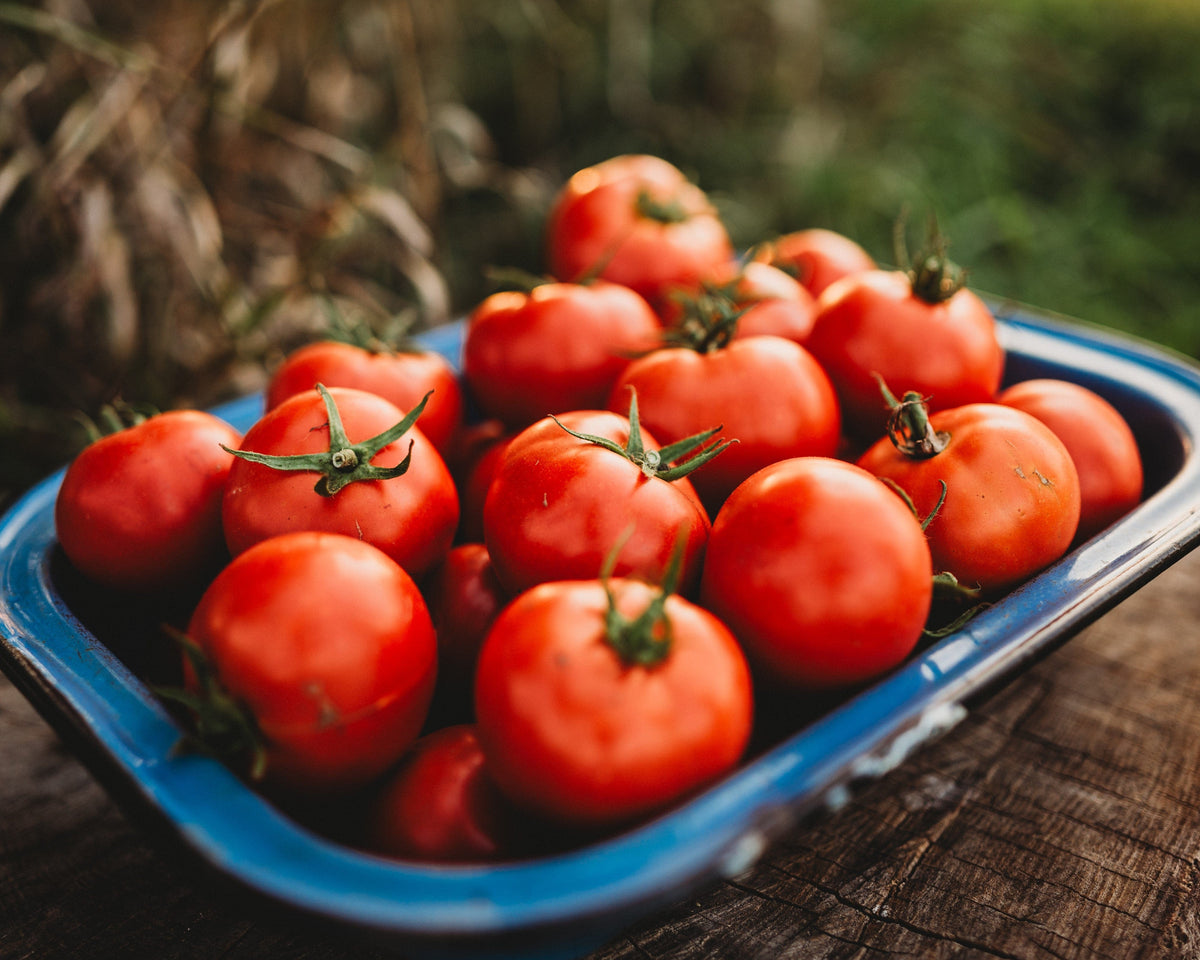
[882,388,950,460]
[635,188,690,225]
[599,535,684,667]
[550,387,733,482]
[222,384,429,497]
[154,626,269,782]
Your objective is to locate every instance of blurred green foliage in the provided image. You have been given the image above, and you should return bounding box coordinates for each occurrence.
[1,0,1198,504]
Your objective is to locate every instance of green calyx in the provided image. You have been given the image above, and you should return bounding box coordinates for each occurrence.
[664,280,748,354]
[224,383,429,497]
[600,535,686,668]
[876,376,949,460]
[551,388,732,483]
[154,627,268,782]
[635,188,690,225]
[75,398,158,443]
[321,297,426,356]
[893,210,967,305]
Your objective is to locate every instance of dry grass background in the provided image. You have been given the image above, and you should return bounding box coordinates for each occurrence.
[2,0,1198,508]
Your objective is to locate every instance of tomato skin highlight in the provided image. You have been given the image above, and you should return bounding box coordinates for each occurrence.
[366,725,517,863]
[222,386,459,581]
[185,531,438,794]
[55,410,242,592]
[857,403,1081,595]
[806,269,1005,441]
[473,578,753,828]
[482,410,711,596]
[608,336,841,512]
[997,378,1143,542]
[757,228,876,298]
[265,340,464,457]
[700,457,933,690]
[545,154,734,315]
[463,280,661,431]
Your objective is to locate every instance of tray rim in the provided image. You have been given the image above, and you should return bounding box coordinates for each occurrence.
[3,301,1200,957]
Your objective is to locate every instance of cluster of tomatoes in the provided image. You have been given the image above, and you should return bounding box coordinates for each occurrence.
[53,154,1146,864]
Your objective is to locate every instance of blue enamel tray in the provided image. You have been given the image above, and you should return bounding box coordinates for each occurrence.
[3,302,1200,959]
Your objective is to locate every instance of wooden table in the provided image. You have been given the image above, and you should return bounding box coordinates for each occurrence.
[3,547,1199,960]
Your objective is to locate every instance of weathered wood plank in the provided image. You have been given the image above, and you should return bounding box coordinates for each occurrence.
[3,549,1200,959]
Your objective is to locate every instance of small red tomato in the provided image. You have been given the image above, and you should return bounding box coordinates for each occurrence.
[857,396,1081,595]
[701,457,933,690]
[608,334,841,512]
[55,410,242,592]
[366,725,519,863]
[997,378,1143,541]
[422,543,508,713]
[463,280,661,431]
[758,228,876,298]
[266,340,464,456]
[474,575,753,828]
[806,257,1005,441]
[545,154,733,315]
[663,260,818,344]
[482,403,718,596]
[453,431,512,545]
[222,386,458,581]
[182,531,438,794]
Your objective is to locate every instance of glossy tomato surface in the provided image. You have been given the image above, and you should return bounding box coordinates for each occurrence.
[806,269,1005,441]
[473,577,753,828]
[482,410,710,596]
[608,336,841,511]
[185,531,437,794]
[366,725,518,863]
[545,154,733,314]
[998,378,1144,542]
[55,410,241,592]
[857,403,1081,595]
[462,281,660,431]
[222,386,458,580]
[266,340,464,456]
[758,227,876,298]
[701,457,933,689]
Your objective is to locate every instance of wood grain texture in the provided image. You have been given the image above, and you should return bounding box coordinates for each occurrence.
[3,549,1200,960]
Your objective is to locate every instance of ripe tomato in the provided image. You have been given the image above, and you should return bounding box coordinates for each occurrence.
[422,543,508,718]
[453,430,512,545]
[222,386,458,580]
[700,457,933,690]
[265,340,464,457]
[545,154,733,315]
[663,260,818,344]
[473,575,753,828]
[608,334,841,512]
[365,725,519,863]
[55,410,242,592]
[462,280,661,431]
[181,531,437,794]
[805,264,1005,442]
[997,378,1143,542]
[757,228,876,298]
[857,397,1081,595]
[481,403,717,596]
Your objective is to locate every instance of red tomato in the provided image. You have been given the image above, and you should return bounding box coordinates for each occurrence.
[265,340,463,457]
[663,260,818,344]
[857,399,1081,595]
[757,228,876,297]
[222,386,458,580]
[55,410,242,592]
[806,267,1005,441]
[454,431,512,545]
[608,335,841,512]
[182,531,437,793]
[462,280,661,431]
[545,155,733,315]
[365,725,519,863]
[474,576,753,827]
[482,407,714,596]
[422,543,508,712]
[997,378,1143,541]
[700,457,933,690]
